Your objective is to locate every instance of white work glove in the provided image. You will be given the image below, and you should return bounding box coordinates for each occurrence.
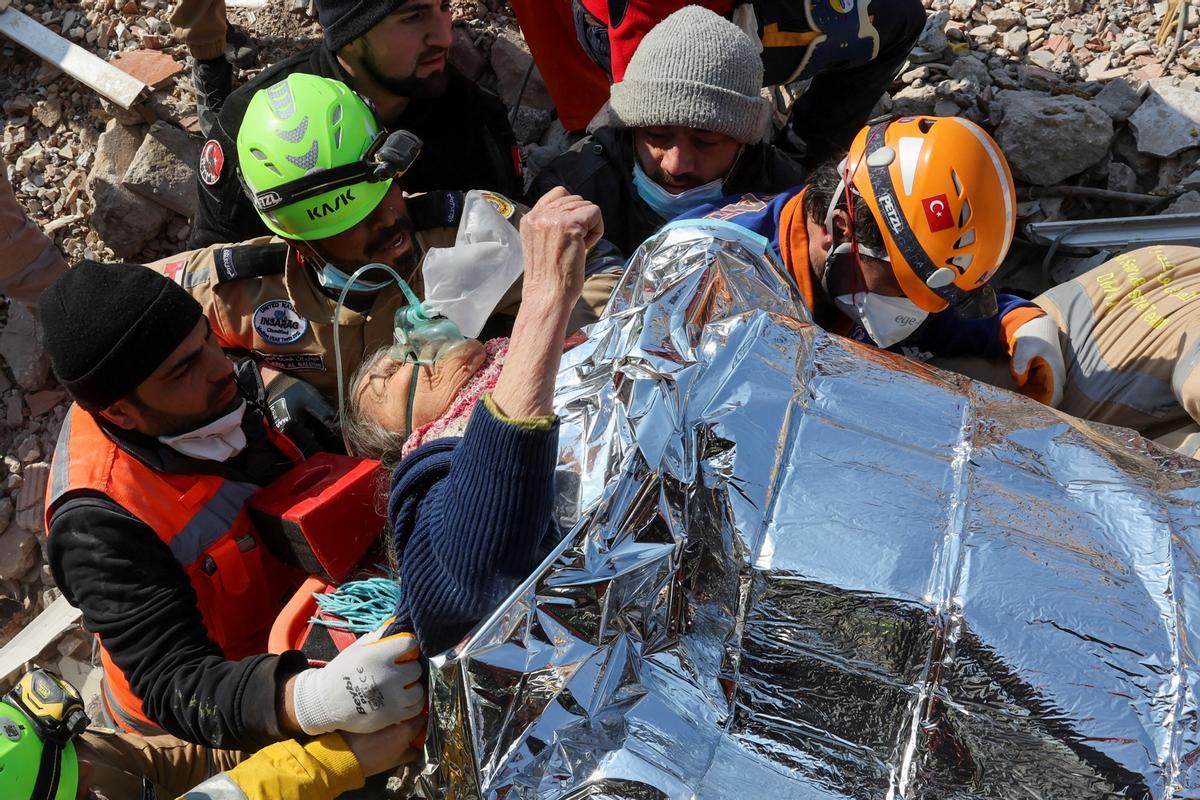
[291,623,424,736]
[1009,314,1066,407]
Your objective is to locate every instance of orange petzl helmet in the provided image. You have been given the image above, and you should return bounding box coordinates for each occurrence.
[844,116,1016,319]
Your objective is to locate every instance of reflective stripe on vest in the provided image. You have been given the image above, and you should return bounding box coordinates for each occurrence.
[101,673,164,737]
[180,773,248,800]
[46,404,306,735]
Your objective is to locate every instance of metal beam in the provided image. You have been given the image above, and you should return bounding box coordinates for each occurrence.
[0,7,146,109]
[1025,212,1200,251]
[0,595,82,684]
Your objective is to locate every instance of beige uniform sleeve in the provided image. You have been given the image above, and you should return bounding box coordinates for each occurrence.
[0,158,67,308]
[146,237,279,350]
[76,729,247,800]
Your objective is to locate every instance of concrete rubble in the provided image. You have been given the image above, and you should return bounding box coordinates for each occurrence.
[2,0,1200,697]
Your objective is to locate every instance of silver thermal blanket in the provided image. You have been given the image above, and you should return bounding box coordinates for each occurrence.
[418,221,1200,799]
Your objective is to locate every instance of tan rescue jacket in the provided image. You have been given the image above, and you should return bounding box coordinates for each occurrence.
[1036,244,1200,436]
[149,197,620,402]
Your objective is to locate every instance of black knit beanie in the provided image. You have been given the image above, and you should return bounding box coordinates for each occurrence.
[317,0,409,52]
[39,260,203,412]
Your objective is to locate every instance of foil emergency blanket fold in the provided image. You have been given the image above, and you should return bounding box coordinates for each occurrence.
[420,221,1200,799]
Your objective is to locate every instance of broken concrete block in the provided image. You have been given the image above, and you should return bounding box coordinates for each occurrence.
[995,90,1113,185]
[123,121,200,219]
[89,181,172,258]
[0,524,38,580]
[1164,190,1200,215]
[1093,78,1141,123]
[87,119,146,197]
[26,389,65,417]
[1129,85,1200,158]
[32,98,62,129]
[0,304,49,392]
[14,463,48,535]
[490,28,553,111]
[449,27,486,82]
[1106,161,1139,194]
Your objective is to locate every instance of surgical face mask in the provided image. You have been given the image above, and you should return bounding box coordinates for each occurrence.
[158,400,248,461]
[315,262,392,293]
[631,161,726,220]
[834,292,928,349]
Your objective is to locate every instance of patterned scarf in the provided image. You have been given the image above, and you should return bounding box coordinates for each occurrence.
[401,338,510,457]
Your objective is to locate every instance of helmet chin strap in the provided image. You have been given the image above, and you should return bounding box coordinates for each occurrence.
[819,156,891,302]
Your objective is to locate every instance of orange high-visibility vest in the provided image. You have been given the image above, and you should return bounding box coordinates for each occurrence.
[45,404,307,735]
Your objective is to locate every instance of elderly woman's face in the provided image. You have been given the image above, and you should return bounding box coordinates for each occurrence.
[355,339,488,435]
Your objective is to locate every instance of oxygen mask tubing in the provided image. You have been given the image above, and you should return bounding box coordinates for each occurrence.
[332,263,467,444]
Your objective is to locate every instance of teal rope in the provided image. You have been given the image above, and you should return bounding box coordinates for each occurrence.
[310,577,403,633]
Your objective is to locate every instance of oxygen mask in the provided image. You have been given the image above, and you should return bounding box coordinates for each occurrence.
[390,300,468,365]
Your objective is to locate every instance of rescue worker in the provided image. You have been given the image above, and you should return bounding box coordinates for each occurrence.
[41,260,425,749]
[0,669,420,800]
[572,0,927,167]
[170,0,257,135]
[190,0,521,248]
[675,115,1049,366]
[1010,245,1200,457]
[158,74,622,404]
[532,6,804,261]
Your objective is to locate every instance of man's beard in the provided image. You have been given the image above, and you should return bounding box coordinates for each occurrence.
[132,375,242,438]
[361,41,450,99]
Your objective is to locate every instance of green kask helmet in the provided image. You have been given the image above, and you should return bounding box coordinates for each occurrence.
[0,701,79,800]
[238,73,389,241]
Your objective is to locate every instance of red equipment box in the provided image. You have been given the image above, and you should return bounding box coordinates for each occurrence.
[248,453,387,583]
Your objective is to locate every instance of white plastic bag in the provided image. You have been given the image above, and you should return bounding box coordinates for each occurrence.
[420,190,524,338]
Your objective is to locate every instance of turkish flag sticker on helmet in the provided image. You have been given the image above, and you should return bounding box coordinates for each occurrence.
[922,194,954,233]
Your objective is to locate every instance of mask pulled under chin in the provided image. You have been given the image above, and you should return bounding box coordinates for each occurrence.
[158,400,248,462]
[834,292,928,349]
[316,263,392,293]
[631,161,726,220]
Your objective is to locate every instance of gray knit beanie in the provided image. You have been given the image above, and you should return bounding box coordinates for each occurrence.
[609,6,768,145]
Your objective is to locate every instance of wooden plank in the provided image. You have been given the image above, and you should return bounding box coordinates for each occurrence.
[0,8,146,108]
[0,595,83,683]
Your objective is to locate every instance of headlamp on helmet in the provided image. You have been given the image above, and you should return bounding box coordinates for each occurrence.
[236,73,423,241]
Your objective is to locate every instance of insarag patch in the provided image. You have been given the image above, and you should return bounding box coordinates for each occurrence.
[253,299,307,344]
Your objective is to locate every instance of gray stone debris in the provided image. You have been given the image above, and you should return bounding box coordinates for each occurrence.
[1092,78,1142,123]
[994,91,1114,185]
[1129,86,1200,158]
[1164,190,1200,214]
[1107,161,1140,194]
[490,28,554,112]
[918,11,951,57]
[987,6,1024,32]
[0,304,49,393]
[123,121,201,218]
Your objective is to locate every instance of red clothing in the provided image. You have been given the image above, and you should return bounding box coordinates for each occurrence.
[512,0,610,130]
[578,0,731,81]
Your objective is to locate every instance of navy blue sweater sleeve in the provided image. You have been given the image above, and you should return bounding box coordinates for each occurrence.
[913,293,1037,358]
[392,404,559,656]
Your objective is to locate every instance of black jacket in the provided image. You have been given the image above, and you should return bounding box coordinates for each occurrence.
[190,46,521,249]
[47,377,309,751]
[530,126,805,259]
